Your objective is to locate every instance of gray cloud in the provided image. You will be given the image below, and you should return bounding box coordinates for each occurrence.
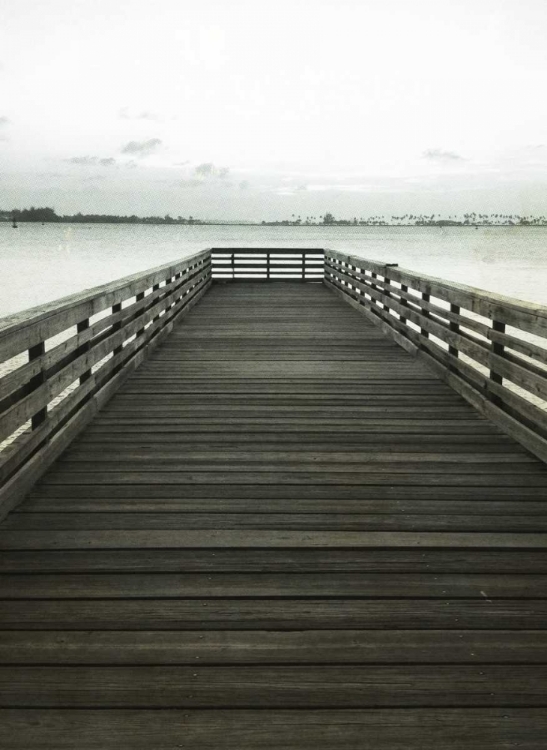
[423,148,465,162]
[119,108,160,121]
[120,138,162,156]
[66,156,117,167]
[194,162,230,179]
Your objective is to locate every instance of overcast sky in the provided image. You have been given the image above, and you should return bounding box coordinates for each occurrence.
[0,0,546,219]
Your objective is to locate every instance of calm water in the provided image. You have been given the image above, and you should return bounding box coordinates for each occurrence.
[0,223,546,318]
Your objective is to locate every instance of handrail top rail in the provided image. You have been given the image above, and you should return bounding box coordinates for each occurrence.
[209,251,325,255]
[326,248,547,331]
[0,248,211,344]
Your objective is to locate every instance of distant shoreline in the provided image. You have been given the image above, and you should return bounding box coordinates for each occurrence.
[2,220,547,228]
[1,207,546,228]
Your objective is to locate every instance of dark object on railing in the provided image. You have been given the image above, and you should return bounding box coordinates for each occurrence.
[211,248,324,281]
[324,248,547,464]
[0,250,211,516]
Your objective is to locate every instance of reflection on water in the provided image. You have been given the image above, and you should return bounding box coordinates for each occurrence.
[0,223,545,317]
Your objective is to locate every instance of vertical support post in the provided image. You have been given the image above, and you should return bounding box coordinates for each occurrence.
[112,302,123,355]
[490,320,505,406]
[420,292,430,338]
[173,272,182,308]
[383,275,391,313]
[136,291,145,338]
[77,318,91,384]
[164,277,172,312]
[400,284,408,324]
[152,283,160,323]
[449,304,460,358]
[351,263,358,300]
[302,251,306,281]
[371,272,378,310]
[231,252,235,280]
[28,342,46,429]
[267,251,270,280]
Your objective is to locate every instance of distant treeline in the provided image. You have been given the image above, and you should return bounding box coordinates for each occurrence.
[2,206,547,227]
[264,211,547,226]
[0,207,204,224]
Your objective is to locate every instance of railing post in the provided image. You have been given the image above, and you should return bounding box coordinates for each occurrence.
[351,263,358,301]
[136,291,145,338]
[383,275,391,313]
[28,342,46,429]
[420,292,430,338]
[152,284,160,323]
[267,251,270,280]
[400,284,408,324]
[77,318,91,384]
[449,304,460,358]
[380,264,398,315]
[112,303,123,347]
[163,277,172,312]
[370,271,378,312]
[490,320,505,405]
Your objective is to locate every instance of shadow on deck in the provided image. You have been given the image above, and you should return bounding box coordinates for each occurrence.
[0,281,546,748]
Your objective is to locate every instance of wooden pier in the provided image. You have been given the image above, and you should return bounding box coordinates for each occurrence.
[0,249,546,748]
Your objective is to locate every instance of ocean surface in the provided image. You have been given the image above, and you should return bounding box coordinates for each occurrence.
[0,223,546,318]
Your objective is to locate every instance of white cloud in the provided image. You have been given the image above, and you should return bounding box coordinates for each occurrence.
[423,149,465,162]
[66,156,116,167]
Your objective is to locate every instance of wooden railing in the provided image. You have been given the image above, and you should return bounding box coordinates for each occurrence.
[2,243,546,517]
[0,249,211,516]
[211,248,324,281]
[325,248,547,464]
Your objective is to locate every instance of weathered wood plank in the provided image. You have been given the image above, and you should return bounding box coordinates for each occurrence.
[1,572,545,598]
[2,548,545,574]
[1,599,546,630]
[2,630,545,664]
[1,665,546,707]
[34,471,547,485]
[2,708,546,750]
[5,511,546,532]
[1,529,546,549]
[15,502,547,520]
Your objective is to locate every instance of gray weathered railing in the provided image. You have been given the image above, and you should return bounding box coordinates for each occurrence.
[0,249,211,516]
[2,244,546,519]
[325,248,547,464]
[211,248,324,280]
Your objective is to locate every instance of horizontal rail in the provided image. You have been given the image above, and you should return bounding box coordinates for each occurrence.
[211,248,324,281]
[324,249,547,464]
[0,249,212,517]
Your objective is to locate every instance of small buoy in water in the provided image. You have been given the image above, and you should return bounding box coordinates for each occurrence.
[12,217,17,228]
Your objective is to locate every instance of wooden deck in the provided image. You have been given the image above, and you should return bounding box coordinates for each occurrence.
[1,281,546,748]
